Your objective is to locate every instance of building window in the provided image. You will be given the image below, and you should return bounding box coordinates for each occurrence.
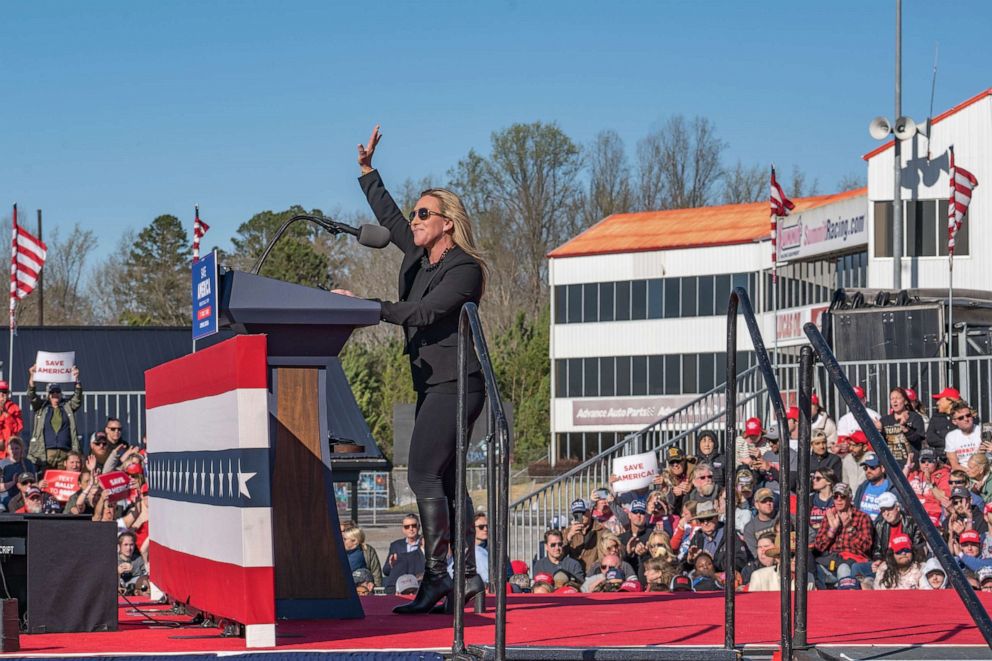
[555,359,567,397]
[698,276,715,317]
[599,282,615,322]
[616,356,631,396]
[663,279,680,318]
[554,285,567,324]
[631,280,648,320]
[648,355,664,395]
[583,283,599,323]
[648,279,663,319]
[583,357,599,397]
[600,356,615,396]
[567,358,582,397]
[615,281,631,321]
[566,285,582,323]
[632,356,647,395]
[874,200,964,258]
[681,276,697,317]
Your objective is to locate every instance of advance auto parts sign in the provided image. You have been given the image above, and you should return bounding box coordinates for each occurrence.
[572,396,723,426]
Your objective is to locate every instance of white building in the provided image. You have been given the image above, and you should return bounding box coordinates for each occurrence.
[547,88,991,464]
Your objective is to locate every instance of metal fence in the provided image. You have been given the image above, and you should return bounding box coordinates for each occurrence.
[506,354,992,564]
[10,391,146,445]
[507,364,770,563]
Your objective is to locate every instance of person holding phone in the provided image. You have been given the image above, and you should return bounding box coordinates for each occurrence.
[340,126,489,615]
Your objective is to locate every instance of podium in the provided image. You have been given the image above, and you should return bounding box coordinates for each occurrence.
[146,270,384,647]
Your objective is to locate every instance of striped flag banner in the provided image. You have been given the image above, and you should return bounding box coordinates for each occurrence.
[769,166,794,282]
[9,204,48,330]
[948,148,978,258]
[192,206,210,263]
[145,334,275,647]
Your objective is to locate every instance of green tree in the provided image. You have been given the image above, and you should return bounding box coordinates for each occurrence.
[116,215,191,325]
[491,307,551,465]
[227,206,336,289]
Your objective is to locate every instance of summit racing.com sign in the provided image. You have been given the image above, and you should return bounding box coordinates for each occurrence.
[776,194,867,262]
[572,396,723,426]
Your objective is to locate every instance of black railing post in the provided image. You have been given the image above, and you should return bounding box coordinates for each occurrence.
[795,346,814,650]
[728,287,791,660]
[453,310,470,656]
[724,290,739,652]
[804,322,992,650]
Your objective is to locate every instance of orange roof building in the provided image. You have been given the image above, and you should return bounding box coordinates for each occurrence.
[549,187,866,260]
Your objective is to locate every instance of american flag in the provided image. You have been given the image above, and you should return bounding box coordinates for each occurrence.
[9,204,48,331]
[948,148,978,258]
[192,205,210,263]
[770,166,794,281]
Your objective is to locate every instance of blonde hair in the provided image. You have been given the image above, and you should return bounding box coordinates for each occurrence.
[420,188,489,291]
[342,524,365,545]
[596,532,622,559]
[648,531,675,563]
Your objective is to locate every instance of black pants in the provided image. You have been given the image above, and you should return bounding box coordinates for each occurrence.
[407,388,486,500]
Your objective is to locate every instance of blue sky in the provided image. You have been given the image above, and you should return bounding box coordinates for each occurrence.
[1,1,990,258]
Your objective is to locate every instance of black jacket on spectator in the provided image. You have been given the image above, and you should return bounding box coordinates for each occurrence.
[694,450,726,486]
[383,538,422,577]
[880,411,927,454]
[808,451,843,482]
[532,554,586,581]
[383,549,426,595]
[871,513,924,561]
[926,413,953,454]
[686,523,750,573]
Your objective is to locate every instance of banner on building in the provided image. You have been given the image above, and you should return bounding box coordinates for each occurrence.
[572,396,724,426]
[776,194,867,262]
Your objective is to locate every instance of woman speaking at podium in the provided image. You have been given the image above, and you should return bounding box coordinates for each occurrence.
[336,125,488,614]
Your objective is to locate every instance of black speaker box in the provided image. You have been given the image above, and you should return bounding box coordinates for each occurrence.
[0,516,118,633]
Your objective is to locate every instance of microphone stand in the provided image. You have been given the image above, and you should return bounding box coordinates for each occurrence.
[251,214,348,276]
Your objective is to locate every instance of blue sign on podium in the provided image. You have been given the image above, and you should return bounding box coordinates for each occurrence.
[192,250,219,341]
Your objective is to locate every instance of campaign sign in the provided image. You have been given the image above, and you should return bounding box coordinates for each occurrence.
[192,249,219,341]
[611,451,659,494]
[98,471,131,502]
[33,351,75,383]
[43,470,80,502]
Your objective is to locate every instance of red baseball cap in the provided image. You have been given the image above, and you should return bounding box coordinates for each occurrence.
[533,573,554,586]
[984,502,992,515]
[853,386,866,400]
[786,406,800,421]
[933,387,961,401]
[744,417,763,437]
[810,393,820,406]
[960,530,981,545]
[619,579,643,592]
[510,560,529,576]
[904,388,918,402]
[0,381,8,393]
[554,585,579,594]
[889,534,912,553]
[125,462,144,476]
[848,430,869,445]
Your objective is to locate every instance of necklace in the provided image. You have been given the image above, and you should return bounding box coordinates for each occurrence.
[421,245,453,271]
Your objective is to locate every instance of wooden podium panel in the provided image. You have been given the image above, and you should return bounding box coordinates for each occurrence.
[272,366,351,601]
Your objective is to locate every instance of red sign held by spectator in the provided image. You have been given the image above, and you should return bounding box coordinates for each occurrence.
[99,471,131,502]
[43,470,79,502]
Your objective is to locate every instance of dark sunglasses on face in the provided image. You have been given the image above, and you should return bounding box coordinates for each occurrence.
[696,475,713,481]
[408,207,446,223]
[547,542,563,548]
[476,524,488,530]
[107,427,123,432]
[949,480,967,486]
[832,494,848,500]
[403,524,419,529]
[894,548,912,555]
[920,458,935,464]
[954,413,973,421]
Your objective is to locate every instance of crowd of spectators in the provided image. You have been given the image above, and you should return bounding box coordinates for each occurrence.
[376,383,992,597]
[0,367,151,596]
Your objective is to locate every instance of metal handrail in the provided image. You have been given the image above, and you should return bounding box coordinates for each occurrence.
[725,287,790,656]
[508,365,769,560]
[455,302,511,661]
[803,322,992,650]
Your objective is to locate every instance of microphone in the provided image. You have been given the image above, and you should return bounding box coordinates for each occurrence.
[312,217,391,249]
[251,214,390,275]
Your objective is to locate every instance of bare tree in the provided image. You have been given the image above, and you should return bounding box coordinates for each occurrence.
[789,164,820,198]
[40,224,98,324]
[87,232,135,324]
[450,122,583,323]
[837,171,866,191]
[582,130,633,227]
[722,161,767,204]
[636,115,725,210]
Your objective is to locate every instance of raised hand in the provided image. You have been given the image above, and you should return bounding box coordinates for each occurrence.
[357,124,381,174]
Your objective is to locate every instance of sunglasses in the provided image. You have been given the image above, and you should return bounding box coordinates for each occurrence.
[403,524,419,529]
[696,475,713,481]
[954,413,974,421]
[547,542,563,548]
[920,458,935,464]
[107,427,123,432]
[408,207,447,223]
[949,480,967,486]
[832,494,849,500]
[600,565,618,571]
[893,548,912,555]
[19,480,36,485]
[476,524,488,530]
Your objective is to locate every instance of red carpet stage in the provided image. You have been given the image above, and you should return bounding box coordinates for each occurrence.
[3,591,991,658]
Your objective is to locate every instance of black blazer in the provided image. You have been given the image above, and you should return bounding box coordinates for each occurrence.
[359,170,483,389]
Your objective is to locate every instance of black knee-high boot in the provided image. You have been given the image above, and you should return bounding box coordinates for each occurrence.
[437,497,486,613]
[394,498,453,615]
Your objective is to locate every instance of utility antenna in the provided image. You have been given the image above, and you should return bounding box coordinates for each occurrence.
[926,42,938,161]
